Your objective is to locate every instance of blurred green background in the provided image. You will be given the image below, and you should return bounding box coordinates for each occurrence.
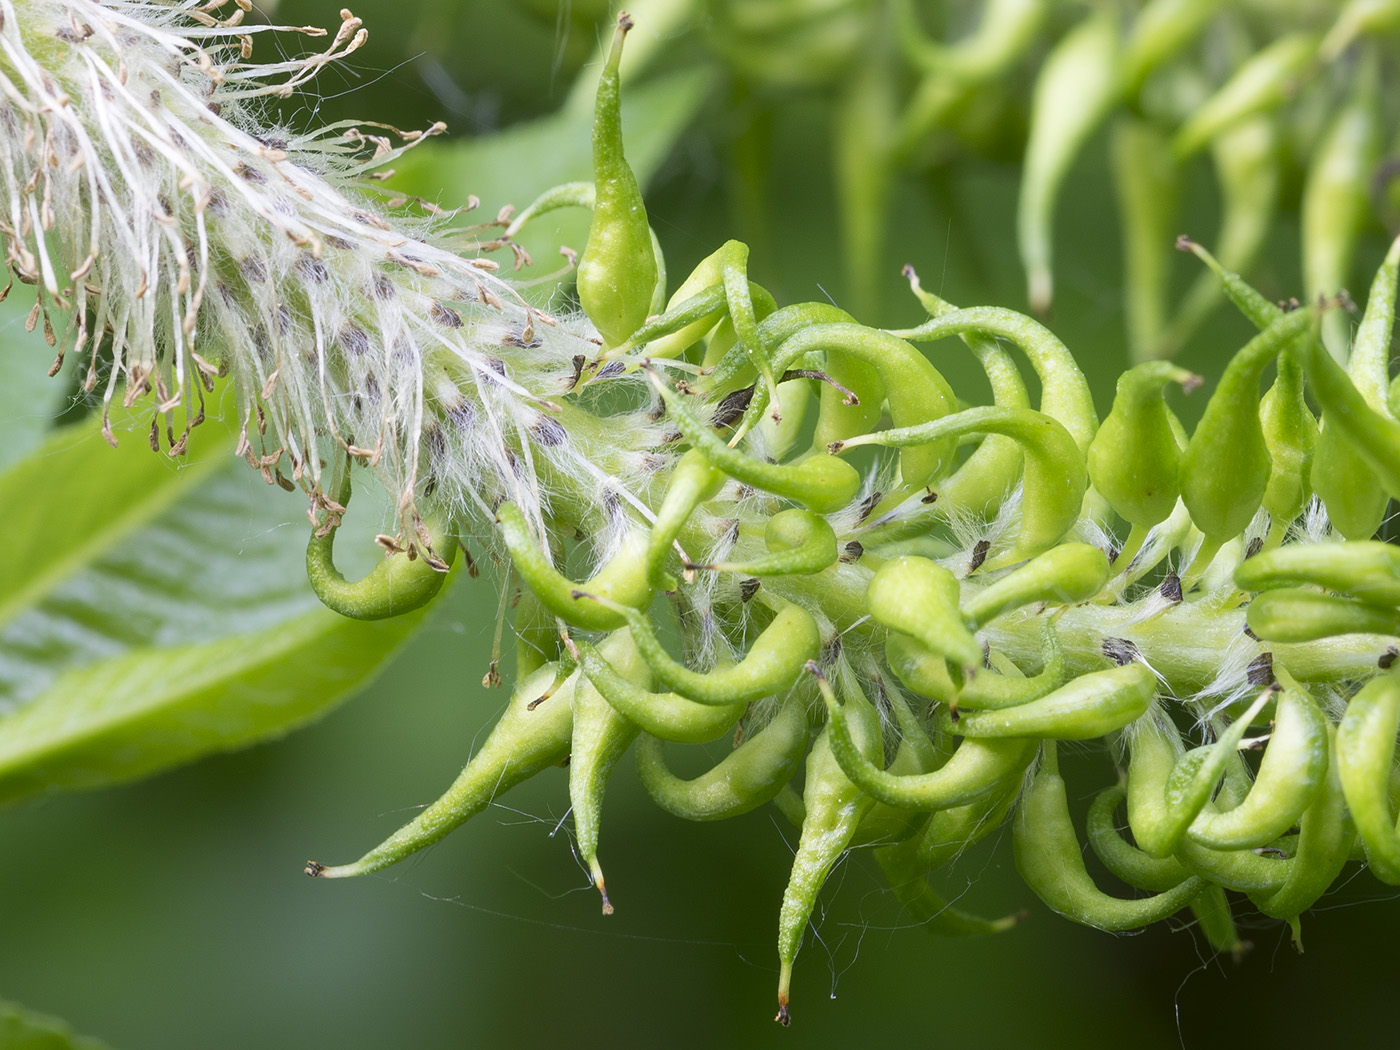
[4,1,1400,1047]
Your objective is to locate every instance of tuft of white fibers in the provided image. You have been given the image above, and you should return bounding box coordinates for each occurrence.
[0,0,657,555]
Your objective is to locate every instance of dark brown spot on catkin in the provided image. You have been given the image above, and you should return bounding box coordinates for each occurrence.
[1246,652,1275,687]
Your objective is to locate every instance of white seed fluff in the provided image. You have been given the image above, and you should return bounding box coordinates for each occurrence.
[0,0,658,554]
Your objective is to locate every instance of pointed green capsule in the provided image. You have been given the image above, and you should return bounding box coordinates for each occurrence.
[706,509,838,577]
[569,629,656,913]
[1297,314,1400,505]
[618,600,820,706]
[1179,308,1314,550]
[1336,673,1400,883]
[635,697,810,821]
[867,556,981,671]
[1246,589,1400,643]
[1086,784,1194,892]
[1088,362,1198,530]
[1018,8,1120,313]
[306,663,575,879]
[776,678,881,1025]
[836,406,1087,565]
[894,306,1099,456]
[1126,692,1271,858]
[824,677,1036,812]
[770,322,959,488]
[1253,724,1355,943]
[875,835,1023,938]
[1312,234,1400,537]
[961,543,1110,629]
[942,662,1155,741]
[893,272,1030,526]
[647,370,861,514]
[306,470,456,620]
[1172,33,1318,159]
[913,767,1025,872]
[1015,743,1204,931]
[497,503,653,631]
[1302,51,1380,361]
[1235,539,1400,606]
[1110,115,1180,363]
[577,638,744,745]
[576,14,658,348]
[1187,675,1330,850]
[1259,348,1317,524]
[886,622,1067,711]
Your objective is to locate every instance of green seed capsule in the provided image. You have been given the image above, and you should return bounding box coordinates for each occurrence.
[1179,308,1314,552]
[513,587,560,680]
[1086,784,1194,892]
[912,277,1032,521]
[1017,8,1120,313]
[1259,348,1317,524]
[1189,884,1245,957]
[1170,843,1287,896]
[943,661,1155,741]
[769,323,959,488]
[1163,117,1281,356]
[1335,672,1400,883]
[1186,674,1330,849]
[885,621,1067,710]
[961,543,1110,629]
[775,682,881,1025]
[497,502,652,631]
[1118,0,1223,99]
[569,633,645,914]
[647,371,862,514]
[642,241,745,360]
[706,509,838,578]
[1015,743,1204,931]
[823,675,1035,811]
[1321,0,1400,60]
[1180,236,1284,330]
[1312,233,1400,537]
[1302,52,1380,361]
[1087,361,1197,532]
[705,301,853,403]
[853,683,946,847]
[1172,33,1318,159]
[306,470,456,620]
[306,663,575,879]
[913,766,1025,872]
[576,15,658,349]
[1126,692,1271,858]
[645,449,725,586]
[1235,540,1400,606]
[836,406,1087,565]
[1246,588,1400,643]
[1253,724,1355,946]
[894,306,1099,456]
[867,556,981,671]
[618,282,728,357]
[619,601,821,706]
[577,639,744,745]
[1297,311,1400,504]
[1110,115,1180,363]
[635,696,810,821]
[875,836,1023,938]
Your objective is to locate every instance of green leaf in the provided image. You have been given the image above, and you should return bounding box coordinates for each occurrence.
[389,66,713,294]
[0,999,113,1050]
[0,395,433,804]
